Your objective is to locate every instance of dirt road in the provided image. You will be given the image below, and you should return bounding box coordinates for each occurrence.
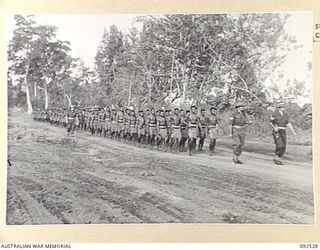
[6,111,314,225]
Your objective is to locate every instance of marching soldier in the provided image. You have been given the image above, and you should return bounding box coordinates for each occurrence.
[179,109,188,152]
[66,105,77,136]
[229,102,252,164]
[129,109,138,143]
[97,108,106,136]
[104,107,111,137]
[148,108,157,149]
[116,106,125,140]
[110,108,117,138]
[198,108,207,151]
[156,109,168,151]
[123,108,131,141]
[207,107,220,156]
[165,109,173,148]
[269,101,297,165]
[137,109,146,146]
[187,105,199,156]
[144,109,151,144]
[170,108,182,152]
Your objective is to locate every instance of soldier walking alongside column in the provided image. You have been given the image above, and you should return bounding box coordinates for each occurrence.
[269,101,297,165]
[229,102,252,164]
[66,105,77,137]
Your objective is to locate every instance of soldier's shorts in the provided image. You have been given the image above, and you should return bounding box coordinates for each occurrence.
[98,121,105,130]
[188,127,198,139]
[118,122,125,131]
[273,129,286,157]
[75,117,79,126]
[138,127,146,136]
[111,121,117,132]
[171,127,181,139]
[232,127,246,155]
[180,127,188,138]
[198,126,207,138]
[149,125,157,136]
[158,128,168,139]
[130,125,138,134]
[105,119,111,131]
[93,121,99,130]
[208,127,218,140]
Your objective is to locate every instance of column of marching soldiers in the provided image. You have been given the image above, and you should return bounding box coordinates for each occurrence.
[32,101,297,165]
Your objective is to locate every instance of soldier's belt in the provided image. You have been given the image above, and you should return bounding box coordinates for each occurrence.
[208,126,217,128]
[233,125,244,128]
[159,126,167,129]
[172,125,180,129]
[118,120,124,123]
[130,124,136,127]
[111,121,116,123]
[189,125,197,128]
[149,124,156,127]
[68,117,75,119]
[201,126,207,128]
[276,126,286,129]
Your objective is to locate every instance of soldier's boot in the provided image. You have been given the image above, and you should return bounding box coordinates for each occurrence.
[169,139,175,151]
[274,155,283,165]
[233,154,238,164]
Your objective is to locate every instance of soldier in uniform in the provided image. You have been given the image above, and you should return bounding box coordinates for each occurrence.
[144,109,151,144]
[187,106,199,156]
[137,109,146,146]
[123,108,131,141]
[129,109,138,143]
[156,109,168,151]
[97,108,106,136]
[91,107,99,135]
[110,108,117,139]
[269,101,297,165]
[116,106,125,140]
[62,108,68,127]
[79,108,86,131]
[179,109,188,152]
[104,107,111,137]
[207,107,220,156]
[198,108,208,151]
[84,108,89,131]
[66,105,77,136]
[165,109,172,148]
[170,108,182,152]
[229,102,252,164]
[148,108,157,149]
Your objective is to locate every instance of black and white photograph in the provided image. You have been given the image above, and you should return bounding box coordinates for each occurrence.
[6,12,313,225]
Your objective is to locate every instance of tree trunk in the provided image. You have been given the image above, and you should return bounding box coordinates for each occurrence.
[26,85,33,115]
[25,62,33,115]
[181,65,188,104]
[147,72,152,103]
[169,50,175,93]
[65,94,72,106]
[44,83,49,110]
[34,82,37,97]
[128,72,133,106]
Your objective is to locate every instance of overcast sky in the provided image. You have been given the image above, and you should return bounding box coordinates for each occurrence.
[6,12,313,103]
